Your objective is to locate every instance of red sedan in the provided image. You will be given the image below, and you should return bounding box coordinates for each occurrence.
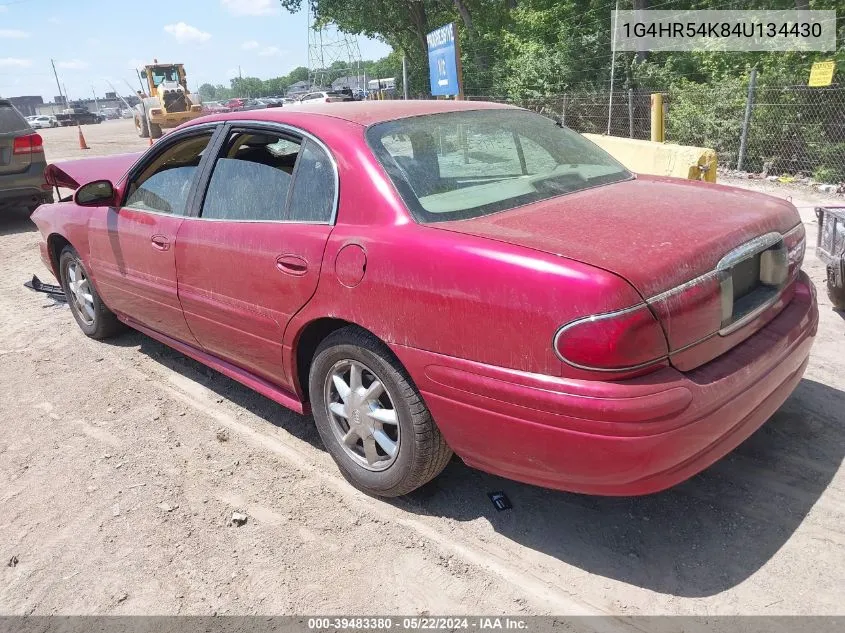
[32,101,817,497]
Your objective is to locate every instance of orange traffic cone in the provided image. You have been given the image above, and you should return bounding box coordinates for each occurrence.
[77,125,89,150]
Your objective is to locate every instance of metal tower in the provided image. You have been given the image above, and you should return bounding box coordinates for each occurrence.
[307,5,363,89]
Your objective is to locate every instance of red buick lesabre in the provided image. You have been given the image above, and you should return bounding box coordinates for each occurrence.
[32,101,817,497]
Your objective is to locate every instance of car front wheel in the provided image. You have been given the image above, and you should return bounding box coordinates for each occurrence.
[828,277,845,311]
[59,246,124,339]
[309,327,453,497]
[135,115,149,138]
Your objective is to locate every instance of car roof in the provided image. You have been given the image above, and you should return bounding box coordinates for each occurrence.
[195,99,519,127]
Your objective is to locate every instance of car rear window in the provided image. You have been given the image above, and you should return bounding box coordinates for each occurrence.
[0,102,30,134]
[366,109,632,223]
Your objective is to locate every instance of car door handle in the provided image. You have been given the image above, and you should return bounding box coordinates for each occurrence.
[151,234,170,251]
[276,254,308,276]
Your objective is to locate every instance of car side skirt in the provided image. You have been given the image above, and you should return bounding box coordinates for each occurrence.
[120,316,308,415]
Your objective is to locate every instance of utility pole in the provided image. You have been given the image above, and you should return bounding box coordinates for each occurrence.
[50,59,66,109]
[91,86,99,114]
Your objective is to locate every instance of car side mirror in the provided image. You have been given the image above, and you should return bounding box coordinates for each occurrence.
[75,180,117,207]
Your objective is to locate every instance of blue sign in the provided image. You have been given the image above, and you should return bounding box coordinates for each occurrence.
[427,23,460,96]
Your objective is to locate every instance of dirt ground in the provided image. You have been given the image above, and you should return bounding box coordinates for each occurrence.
[1,119,843,617]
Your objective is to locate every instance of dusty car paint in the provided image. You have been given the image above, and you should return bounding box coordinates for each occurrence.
[31,101,818,495]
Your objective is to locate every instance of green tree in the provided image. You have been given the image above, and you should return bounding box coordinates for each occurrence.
[287,66,310,84]
[230,76,264,97]
[198,83,217,101]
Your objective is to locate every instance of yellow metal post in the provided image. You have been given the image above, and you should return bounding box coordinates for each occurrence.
[650,93,664,143]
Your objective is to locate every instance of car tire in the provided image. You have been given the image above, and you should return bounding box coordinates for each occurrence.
[135,115,149,138]
[309,327,453,497]
[59,246,124,339]
[149,123,163,139]
[828,278,845,311]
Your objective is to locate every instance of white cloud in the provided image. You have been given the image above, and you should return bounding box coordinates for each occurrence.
[0,29,30,38]
[242,39,259,50]
[225,67,240,79]
[0,6,8,12]
[163,22,211,44]
[221,0,278,16]
[0,58,32,68]
[128,58,148,71]
[47,16,61,24]
[57,59,90,70]
[258,46,285,57]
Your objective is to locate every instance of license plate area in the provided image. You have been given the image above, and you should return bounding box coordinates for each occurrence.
[718,233,787,335]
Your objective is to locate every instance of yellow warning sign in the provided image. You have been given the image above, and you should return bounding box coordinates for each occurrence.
[808,60,836,87]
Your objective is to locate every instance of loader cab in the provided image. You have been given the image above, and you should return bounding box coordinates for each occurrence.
[142,64,188,93]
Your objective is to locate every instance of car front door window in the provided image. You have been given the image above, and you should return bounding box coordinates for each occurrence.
[124,132,213,215]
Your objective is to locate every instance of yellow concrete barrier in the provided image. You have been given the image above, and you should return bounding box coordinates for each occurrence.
[583,134,717,183]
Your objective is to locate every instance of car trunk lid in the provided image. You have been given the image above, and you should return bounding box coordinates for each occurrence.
[433,176,803,370]
[44,152,142,190]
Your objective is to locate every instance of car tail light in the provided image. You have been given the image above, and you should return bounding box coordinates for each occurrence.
[783,223,806,280]
[13,133,43,155]
[554,304,669,372]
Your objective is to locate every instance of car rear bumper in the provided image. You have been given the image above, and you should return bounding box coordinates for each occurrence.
[391,272,818,495]
[0,161,50,208]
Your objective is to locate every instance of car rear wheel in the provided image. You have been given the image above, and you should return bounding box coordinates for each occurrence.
[59,246,124,339]
[309,327,453,497]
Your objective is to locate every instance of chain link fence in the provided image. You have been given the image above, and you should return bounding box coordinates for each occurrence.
[467,80,845,184]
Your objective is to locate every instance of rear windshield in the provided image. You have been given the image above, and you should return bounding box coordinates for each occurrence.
[366,109,632,223]
[0,103,30,134]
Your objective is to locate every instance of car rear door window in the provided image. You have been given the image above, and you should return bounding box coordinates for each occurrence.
[124,132,213,215]
[286,141,335,223]
[201,132,301,221]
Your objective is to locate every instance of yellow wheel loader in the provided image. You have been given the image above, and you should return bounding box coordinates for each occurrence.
[134,61,204,139]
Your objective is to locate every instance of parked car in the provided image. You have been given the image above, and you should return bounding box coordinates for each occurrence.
[240,99,268,111]
[1,100,52,213]
[814,205,845,310]
[298,91,352,103]
[55,107,103,126]
[224,98,246,111]
[27,115,58,129]
[32,101,817,497]
[202,101,230,114]
[259,97,284,108]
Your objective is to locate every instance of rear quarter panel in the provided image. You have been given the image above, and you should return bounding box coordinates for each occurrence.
[281,123,647,383]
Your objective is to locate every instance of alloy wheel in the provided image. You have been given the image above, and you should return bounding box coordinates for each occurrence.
[324,359,400,471]
[66,261,95,325]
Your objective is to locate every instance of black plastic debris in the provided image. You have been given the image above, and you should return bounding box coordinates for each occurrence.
[24,275,66,302]
[488,491,512,512]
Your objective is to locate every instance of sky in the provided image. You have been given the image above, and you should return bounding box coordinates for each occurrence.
[0,0,392,101]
